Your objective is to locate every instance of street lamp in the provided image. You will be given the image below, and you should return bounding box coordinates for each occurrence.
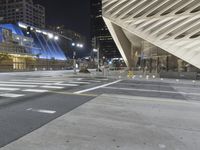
[72,42,84,74]
[54,36,59,41]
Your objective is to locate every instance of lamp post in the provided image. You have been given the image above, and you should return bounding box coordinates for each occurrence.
[72,42,84,74]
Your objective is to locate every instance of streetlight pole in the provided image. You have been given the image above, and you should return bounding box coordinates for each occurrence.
[72,43,77,74]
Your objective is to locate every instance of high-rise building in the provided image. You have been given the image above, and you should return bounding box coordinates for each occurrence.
[90,0,120,59]
[0,0,45,28]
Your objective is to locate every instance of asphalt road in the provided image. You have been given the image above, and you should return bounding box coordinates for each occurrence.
[0,71,115,147]
[0,70,199,148]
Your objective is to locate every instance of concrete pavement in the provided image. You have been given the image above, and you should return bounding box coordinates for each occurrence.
[0,70,200,149]
[2,94,200,150]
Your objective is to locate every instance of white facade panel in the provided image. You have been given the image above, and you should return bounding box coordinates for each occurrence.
[102,0,200,69]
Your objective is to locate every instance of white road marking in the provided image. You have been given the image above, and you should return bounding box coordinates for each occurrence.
[0,84,37,88]
[26,108,56,114]
[12,80,62,83]
[103,86,200,96]
[0,87,20,91]
[0,81,51,85]
[69,81,91,84]
[54,83,78,86]
[76,78,83,81]
[0,93,24,98]
[41,86,64,89]
[74,80,122,94]
[23,89,49,93]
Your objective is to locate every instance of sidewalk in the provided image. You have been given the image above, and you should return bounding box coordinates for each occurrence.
[93,69,200,87]
[1,94,200,150]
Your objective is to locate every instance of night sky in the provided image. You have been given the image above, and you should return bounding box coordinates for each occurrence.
[34,0,91,52]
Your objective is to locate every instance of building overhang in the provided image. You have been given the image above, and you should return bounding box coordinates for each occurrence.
[102,0,200,69]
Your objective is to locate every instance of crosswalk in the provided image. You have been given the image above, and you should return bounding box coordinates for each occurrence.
[0,77,107,99]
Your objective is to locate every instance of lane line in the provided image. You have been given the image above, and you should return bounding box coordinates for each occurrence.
[29,78,68,82]
[0,81,51,85]
[74,80,122,94]
[49,91,98,97]
[54,83,78,87]
[22,89,49,93]
[69,81,91,84]
[0,93,24,98]
[26,108,56,114]
[0,87,20,91]
[41,86,64,89]
[76,78,83,81]
[11,80,63,83]
[0,84,37,88]
[103,87,200,96]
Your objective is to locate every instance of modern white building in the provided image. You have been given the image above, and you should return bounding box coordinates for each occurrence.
[0,0,45,28]
[102,0,200,72]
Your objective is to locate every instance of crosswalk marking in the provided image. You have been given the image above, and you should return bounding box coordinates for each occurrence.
[41,86,64,89]
[22,89,49,93]
[76,78,83,81]
[0,84,37,88]
[28,78,68,81]
[11,80,62,83]
[0,81,51,85]
[69,81,91,84]
[34,78,66,81]
[0,93,24,98]
[54,83,78,86]
[0,87,20,91]
[0,77,104,98]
